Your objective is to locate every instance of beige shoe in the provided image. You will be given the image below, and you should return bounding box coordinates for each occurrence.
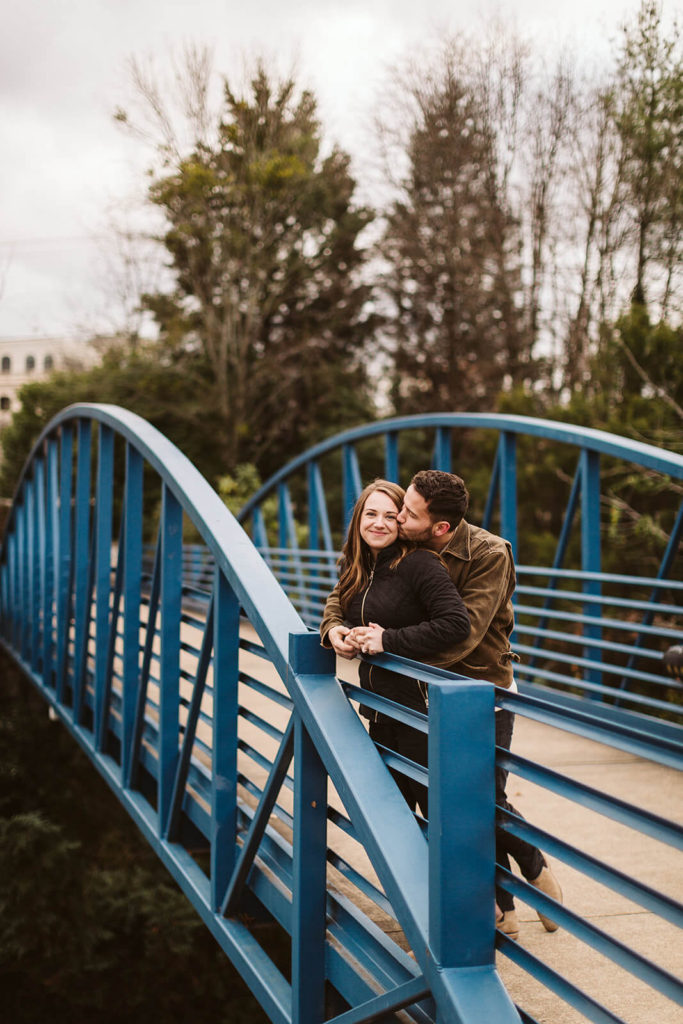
[529,864,563,931]
[496,908,519,940]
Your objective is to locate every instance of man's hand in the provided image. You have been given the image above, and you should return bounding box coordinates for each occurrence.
[327,625,358,660]
[347,623,385,655]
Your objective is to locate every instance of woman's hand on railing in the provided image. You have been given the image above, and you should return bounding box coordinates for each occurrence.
[348,623,385,655]
[328,625,359,660]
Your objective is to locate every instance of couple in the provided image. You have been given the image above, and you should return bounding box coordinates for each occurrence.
[320,469,562,940]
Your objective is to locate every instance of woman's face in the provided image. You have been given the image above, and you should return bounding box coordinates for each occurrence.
[359,490,400,553]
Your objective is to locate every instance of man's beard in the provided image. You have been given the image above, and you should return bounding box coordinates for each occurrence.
[398,524,433,544]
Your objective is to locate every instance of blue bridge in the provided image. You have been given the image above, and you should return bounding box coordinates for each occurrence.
[1,406,682,1024]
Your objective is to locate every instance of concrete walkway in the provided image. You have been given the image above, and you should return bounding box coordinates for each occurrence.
[496,715,683,1024]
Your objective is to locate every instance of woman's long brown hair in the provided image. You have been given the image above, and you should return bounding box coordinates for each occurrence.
[337,479,411,614]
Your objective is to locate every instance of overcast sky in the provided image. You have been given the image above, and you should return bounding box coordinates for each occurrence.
[1,0,676,340]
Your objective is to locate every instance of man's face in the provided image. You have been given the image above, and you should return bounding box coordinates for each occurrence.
[397,484,437,544]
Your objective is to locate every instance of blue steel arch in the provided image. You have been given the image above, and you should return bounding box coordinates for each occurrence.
[2,405,682,1024]
[238,413,683,724]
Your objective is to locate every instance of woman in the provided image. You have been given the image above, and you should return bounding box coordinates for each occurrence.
[320,479,470,816]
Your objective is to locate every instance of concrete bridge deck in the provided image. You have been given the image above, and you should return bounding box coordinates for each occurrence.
[495,715,682,1024]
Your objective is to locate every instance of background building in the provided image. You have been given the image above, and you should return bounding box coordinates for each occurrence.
[0,336,98,426]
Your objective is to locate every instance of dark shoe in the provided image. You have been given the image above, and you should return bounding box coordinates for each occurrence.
[496,908,519,940]
[529,864,562,931]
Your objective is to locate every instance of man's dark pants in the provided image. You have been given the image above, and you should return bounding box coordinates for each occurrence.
[369,707,544,912]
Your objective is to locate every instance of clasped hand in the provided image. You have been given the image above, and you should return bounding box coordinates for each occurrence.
[327,622,385,658]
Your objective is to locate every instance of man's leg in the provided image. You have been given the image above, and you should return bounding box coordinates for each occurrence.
[495,709,562,932]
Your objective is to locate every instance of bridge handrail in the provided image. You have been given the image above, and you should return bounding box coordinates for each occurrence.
[238,413,683,520]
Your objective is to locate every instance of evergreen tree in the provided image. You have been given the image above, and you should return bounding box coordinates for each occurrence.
[377,49,532,414]
[140,62,377,478]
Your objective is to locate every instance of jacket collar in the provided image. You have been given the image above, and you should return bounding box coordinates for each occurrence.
[439,519,471,561]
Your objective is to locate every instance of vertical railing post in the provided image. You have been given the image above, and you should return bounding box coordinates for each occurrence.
[94,425,114,748]
[433,426,452,472]
[384,430,399,482]
[428,680,495,969]
[122,443,143,783]
[43,438,59,690]
[21,482,33,663]
[56,423,73,704]
[279,482,306,606]
[580,448,602,687]
[32,457,46,675]
[308,461,320,553]
[211,570,240,912]
[292,714,327,1024]
[72,420,92,723]
[499,432,518,562]
[342,444,362,535]
[158,483,182,826]
[289,633,330,1024]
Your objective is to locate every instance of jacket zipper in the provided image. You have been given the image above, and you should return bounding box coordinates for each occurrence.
[360,566,375,625]
[360,567,376,720]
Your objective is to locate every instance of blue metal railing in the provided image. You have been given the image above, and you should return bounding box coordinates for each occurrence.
[0,404,517,1024]
[237,413,683,726]
[1,405,682,1024]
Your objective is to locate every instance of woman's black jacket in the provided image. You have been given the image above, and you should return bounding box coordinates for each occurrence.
[344,543,470,716]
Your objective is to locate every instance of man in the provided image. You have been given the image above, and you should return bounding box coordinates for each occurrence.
[323,469,562,940]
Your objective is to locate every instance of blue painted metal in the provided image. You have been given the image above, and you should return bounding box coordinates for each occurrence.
[428,682,497,971]
[499,432,518,558]
[1,404,682,1024]
[159,483,182,829]
[239,412,683,727]
[211,571,240,912]
[292,713,327,1024]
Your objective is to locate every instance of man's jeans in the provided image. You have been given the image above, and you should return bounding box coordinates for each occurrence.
[495,708,545,911]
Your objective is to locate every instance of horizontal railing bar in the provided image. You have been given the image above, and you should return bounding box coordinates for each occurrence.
[514,602,683,640]
[500,686,683,761]
[498,749,683,848]
[514,623,668,662]
[375,742,428,786]
[239,672,294,712]
[514,642,676,688]
[327,805,357,843]
[498,808,683,927]
[239,636,275,662]
[238,739,294,795]
[324,977,431,1024]
[327,850,395,919]
[238,707,287,746]
[514,665,681,712]
[517,566,683,590]
[237,776,293,837]
[342,681,429,733]
[497,931,627,1024]
[258,546,341,561]
[516,682,683,743]
[516,585,682,617]
[501,869,683,1006]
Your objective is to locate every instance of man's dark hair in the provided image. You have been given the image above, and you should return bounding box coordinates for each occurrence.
[411,470,469,531]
